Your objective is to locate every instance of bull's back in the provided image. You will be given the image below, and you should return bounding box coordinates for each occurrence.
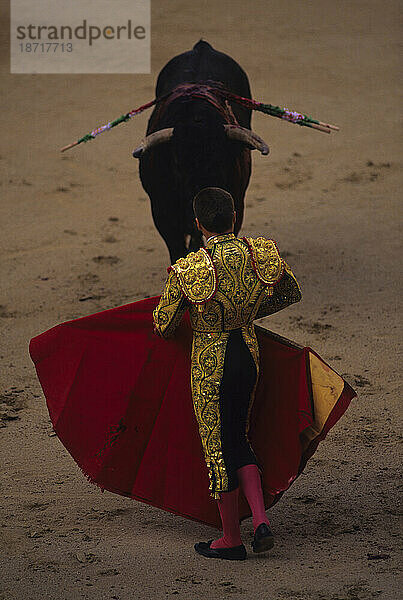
[155,40,252,128]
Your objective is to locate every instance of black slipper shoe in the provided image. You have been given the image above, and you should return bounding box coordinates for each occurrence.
[194,539,247,561]
[251,523,275,553]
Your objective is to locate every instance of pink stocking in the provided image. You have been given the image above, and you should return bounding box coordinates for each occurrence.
[210,487,243,549]
[237,464,270,532]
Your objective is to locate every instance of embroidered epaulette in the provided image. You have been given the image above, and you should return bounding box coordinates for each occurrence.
[243,236,284,285]
[170,248,217,305]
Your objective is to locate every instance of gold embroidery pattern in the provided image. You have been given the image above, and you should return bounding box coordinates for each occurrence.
[153,234,302,498]
[152,270,187,338]
[189,238,265,333]
[188,237,264,496]
[243,236,284,285]
[171,248,216,305]
[191,330,229,498]
[254,259,302,320]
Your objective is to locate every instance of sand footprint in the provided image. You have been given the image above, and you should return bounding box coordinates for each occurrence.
[92,256,121,265]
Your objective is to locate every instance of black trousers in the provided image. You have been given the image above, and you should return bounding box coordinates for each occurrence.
[219,328,259,492]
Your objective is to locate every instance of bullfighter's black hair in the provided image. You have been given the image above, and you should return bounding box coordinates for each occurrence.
[193,187,235,234]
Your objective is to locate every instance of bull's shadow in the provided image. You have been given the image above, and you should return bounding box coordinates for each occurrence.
[132,40,269,263]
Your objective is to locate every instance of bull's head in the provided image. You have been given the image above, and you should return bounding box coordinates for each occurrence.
[132,124,269,158]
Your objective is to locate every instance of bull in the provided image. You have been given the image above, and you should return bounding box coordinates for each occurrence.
[132,40,269,263]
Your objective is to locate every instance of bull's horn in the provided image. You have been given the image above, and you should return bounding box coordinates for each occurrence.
[224,125,269,155]
[132,127,174,158]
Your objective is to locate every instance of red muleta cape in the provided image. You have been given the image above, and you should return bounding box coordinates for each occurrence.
[29,296,355,529]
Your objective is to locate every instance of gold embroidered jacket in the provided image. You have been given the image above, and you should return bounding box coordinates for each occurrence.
[153,233,302,497]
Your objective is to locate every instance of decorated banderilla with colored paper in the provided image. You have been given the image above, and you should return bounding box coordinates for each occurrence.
[60,84,339,153]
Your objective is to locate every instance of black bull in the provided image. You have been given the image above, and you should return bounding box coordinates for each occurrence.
[132,40,269,263]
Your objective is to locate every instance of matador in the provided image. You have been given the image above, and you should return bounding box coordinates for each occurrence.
[153,186,302,560]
